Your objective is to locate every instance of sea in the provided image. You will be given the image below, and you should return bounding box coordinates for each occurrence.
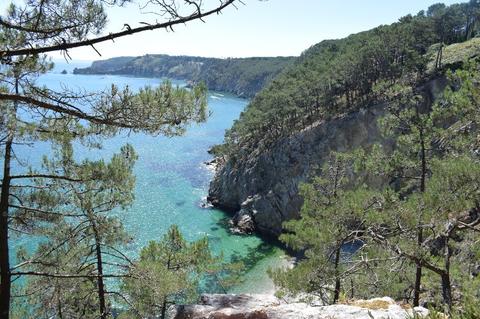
[9,60,286,294]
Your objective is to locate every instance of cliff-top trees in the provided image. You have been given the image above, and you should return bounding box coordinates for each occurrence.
[219,2,480,161]
[272,61,480,313]
[0,1,238,318]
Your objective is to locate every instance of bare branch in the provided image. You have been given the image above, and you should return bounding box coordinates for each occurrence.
[11,271,131,279]
[10,174,83,182]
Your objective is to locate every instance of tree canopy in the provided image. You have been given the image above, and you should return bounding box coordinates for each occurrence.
[0,0,238,318]
[271,58,480,316]
[218,1,480,162]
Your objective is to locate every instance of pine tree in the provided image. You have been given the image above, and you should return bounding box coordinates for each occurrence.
[0,1,238,317]
[360,63,480,312]
[10,144,135,318]
[120,225,221,319]
[271,153,383,304]
[373,81,434,307]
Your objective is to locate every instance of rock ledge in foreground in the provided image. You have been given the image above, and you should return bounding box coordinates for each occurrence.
[172,294,430,319]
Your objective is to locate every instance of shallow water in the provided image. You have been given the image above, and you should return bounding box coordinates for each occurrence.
[9,61,285,294]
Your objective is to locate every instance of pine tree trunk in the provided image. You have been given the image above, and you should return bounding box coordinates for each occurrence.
[0,78,17,319]
[56,285,64,319]
[333,246,341,304]
[160,297,168,319]
[413,230,423,307]
[442,239,453,313]
[413,127,427,307]
[95,240,107,319]
[91,216,107,319]
[441,272,452,314]
[438,44,443,69]
[161,254,173,319]
[0,138,12,319]
[435,42,444,70]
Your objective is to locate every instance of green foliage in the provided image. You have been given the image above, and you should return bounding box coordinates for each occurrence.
[272,153,382,302]
[9,143,138,318]
[1,1,210,318]
[273,59,480,311]
[120,225,236,319]
[21,237,101,319]
[356,62,480,311]
[432,60,480,154]
[222,1,480,161]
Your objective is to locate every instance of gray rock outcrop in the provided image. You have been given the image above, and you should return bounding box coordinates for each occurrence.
[208,78,447,238]
[172,294,431,319]
[208,105,386,238]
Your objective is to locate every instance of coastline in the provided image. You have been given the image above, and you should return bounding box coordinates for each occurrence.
[204,157,296,295]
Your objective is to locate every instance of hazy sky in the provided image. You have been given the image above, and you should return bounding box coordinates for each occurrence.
[3,0,462,61]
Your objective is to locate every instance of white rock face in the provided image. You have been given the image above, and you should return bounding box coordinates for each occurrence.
[172,294,430,319]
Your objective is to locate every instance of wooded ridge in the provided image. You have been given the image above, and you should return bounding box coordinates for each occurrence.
[73,54,295,98]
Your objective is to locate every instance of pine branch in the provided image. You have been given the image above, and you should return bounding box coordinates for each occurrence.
[0,19,83,35]
[367,228,445,276]
[11,271,131,279]
[9,204,83,218]
[0,93,164,129]
[0,0,236,58]
[10,174,83,182]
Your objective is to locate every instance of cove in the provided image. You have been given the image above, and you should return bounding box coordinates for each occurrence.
[10,61,285,294]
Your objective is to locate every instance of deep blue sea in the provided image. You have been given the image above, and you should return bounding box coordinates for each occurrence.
[10,60,284,293]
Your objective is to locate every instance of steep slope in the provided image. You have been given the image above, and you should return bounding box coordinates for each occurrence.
[208,2,480,238]
[74,55,294,98]
[208,78,449,237]
[208,103,388,236]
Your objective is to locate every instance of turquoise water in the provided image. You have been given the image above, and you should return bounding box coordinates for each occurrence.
[10,61,284,293]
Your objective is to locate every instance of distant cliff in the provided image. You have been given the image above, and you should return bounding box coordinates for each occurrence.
[73,55,294,98]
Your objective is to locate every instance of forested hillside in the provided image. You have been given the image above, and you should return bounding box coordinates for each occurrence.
[74,55,294,98]
[217,1,480,159]
[209,1,480,314]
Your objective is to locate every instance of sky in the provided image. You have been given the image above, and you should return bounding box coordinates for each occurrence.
[3,0,463,61]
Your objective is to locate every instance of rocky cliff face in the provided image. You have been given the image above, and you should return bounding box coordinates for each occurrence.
[208,78,447,238]
[208,106,386,237]
[171,294,430,319]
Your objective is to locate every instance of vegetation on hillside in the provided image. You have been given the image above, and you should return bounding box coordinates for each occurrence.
[74,55,295,98]
[217,1,480,161]
[271,60,480,316]
[260,1,480,315]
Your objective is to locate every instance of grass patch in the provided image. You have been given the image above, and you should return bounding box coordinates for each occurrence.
[427,37,480,72]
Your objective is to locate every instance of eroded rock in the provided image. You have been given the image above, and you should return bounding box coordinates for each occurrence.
[208,105,387,237]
